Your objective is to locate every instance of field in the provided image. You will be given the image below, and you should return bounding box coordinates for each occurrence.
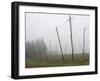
[25,54,89,68]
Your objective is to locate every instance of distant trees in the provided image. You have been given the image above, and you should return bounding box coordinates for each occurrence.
[25,39,48,60]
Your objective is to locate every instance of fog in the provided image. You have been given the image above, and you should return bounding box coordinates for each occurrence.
[25,12,90,54]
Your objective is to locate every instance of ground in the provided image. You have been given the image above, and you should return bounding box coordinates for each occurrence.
[25,54,89,68]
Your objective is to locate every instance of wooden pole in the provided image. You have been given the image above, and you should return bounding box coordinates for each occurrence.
[50,40,51,54]
[42,38,48,61]
[56,27,64,61]
[83,28,86,56]
[69,15,74,62]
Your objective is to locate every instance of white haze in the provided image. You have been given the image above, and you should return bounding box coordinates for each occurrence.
[26,12,90,54]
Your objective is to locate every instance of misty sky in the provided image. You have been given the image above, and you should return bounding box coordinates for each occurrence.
[25,12,90,54]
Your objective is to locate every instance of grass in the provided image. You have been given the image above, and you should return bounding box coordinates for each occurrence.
[25,54,89,68]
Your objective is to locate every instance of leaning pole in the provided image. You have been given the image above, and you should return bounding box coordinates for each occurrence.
[56,27,64,61]
[83,28,86,56]
[42,37,48,61]
[69,15,74,62]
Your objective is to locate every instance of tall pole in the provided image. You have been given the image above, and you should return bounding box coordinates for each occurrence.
[56,27,64,61]
[42,38,48,61]
[50,40,51,54]
[69,15,74,62]
[83,28,86,56]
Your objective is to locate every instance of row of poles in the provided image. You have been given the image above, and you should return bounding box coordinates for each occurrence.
[42,15,87,62]
[55,15,73,61]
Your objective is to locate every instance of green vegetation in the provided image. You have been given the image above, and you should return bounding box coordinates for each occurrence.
[26,54,89,68]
